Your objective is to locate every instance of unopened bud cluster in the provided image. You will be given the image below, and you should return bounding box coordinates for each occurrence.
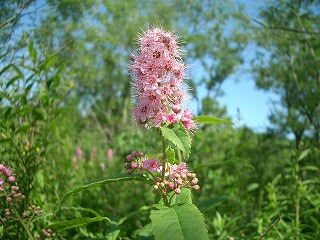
[0,164,43,224]
[125,151,200,195]
[35,228,56,239]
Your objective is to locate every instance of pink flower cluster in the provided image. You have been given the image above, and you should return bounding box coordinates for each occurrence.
[124,151,200,195]
[130,28,197,131]
[0,164,26,223]
[0,164,44,225]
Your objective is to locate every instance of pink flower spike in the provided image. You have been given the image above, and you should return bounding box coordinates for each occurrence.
[75,146,82,159]
[130,28,194,130]
[100,162,105,172]
[107,148,113,161]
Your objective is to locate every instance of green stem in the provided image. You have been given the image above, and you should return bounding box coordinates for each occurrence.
[161,136,166,181]
[162,195,169,206]
[168,193,176,206]
[14,208,34,240]
[295,154,300,240]
[177,148,182,162]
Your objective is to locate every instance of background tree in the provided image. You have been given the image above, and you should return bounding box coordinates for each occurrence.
[252,0,320,238]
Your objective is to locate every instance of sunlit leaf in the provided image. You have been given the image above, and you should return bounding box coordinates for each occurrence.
[160,123,191,159]
[150,203,209,240]
[193,116,234,126]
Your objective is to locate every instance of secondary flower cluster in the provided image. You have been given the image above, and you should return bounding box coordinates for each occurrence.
[130,28,197,131]
[124,151,200,195]
[0,164,25,223]
[0,164,43,224]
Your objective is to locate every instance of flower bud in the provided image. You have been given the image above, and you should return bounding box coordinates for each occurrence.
[8,176,15,182]
[131,162,138,170]
[175,178,182,185]
[126,155,133,162]
[192,178,198,185]
[194,185,200,190]
[174,188,181,194]
[131,151,138,157]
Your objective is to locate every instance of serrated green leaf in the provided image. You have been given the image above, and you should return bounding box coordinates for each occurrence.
[45,216,109,232]
[166,146,178,164]
[56,173,147,213]
[151,203,209,240]
[193,115,234,125]
[160,123,191,159]
[170,188,192,205]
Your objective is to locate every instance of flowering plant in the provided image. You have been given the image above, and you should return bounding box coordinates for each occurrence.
[1,27,230,240]
[55,28,213,239]
[123,28,209,239]
[125,28,201,208]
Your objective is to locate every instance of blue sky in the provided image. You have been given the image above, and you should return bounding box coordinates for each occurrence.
[218,0,276,131]
[9,0,276,132]
[202,0,277,132]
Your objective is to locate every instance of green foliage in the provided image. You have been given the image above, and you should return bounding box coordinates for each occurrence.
[150,204,208,240]
[56,173,148,213]
[1,0,319,239]
[160,123,191,159]
[45,216,109,232]
[193,115,234,126]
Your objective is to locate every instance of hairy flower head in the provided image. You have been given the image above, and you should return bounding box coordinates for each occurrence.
[130,28,197,132]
